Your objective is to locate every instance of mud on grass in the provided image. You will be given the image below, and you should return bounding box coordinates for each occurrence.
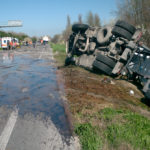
[59,66,150,150]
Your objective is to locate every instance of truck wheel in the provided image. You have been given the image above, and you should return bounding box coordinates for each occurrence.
[115,20,136,34]
[96,26,112,45]
[93,60,113,75]
[96,53,116,68]
[65,57,75,66]
[72,24,89,33]
[65,57,71,66]
[112,26,132,40]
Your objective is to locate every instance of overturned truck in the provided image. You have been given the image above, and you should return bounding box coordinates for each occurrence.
[65,20,150,99]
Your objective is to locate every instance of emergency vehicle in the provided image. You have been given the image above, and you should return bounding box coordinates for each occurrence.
[1,37,18,50]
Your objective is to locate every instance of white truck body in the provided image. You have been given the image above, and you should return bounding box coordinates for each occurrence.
[1,37,12,49]
[43,36,49,42]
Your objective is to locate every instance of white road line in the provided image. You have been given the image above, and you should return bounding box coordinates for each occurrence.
[0,108,18,150]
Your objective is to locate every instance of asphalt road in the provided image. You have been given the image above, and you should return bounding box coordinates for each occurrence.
[0,44,80,150]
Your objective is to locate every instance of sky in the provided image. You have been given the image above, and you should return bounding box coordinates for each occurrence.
[0,0,117,37]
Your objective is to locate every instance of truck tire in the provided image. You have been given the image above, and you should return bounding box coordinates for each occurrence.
[96,26,112,45]
[65,57,72,66]
[93,60,113,75]
[96,53,116,68]
[72,24,89,33]
[115,20,136,34]
[112,26,132,40]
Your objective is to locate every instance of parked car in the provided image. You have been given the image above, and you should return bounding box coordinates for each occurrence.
[65,20,150,99]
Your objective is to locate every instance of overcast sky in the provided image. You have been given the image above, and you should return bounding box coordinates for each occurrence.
[0,0,117,37]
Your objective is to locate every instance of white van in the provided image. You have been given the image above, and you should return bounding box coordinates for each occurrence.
[1,37,12,50]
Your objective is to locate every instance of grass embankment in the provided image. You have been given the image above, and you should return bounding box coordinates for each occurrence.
[50,43,66,66]
[75,108,150,150]
[51,42,150,150]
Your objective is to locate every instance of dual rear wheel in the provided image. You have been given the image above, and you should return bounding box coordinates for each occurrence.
[93,53,116,75]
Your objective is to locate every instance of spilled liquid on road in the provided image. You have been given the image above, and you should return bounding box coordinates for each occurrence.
[0,48,71,138]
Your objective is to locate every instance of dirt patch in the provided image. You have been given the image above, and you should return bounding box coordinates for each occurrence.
[58,66,150,120]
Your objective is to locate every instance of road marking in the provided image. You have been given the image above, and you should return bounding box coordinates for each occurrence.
[0,108,18,150]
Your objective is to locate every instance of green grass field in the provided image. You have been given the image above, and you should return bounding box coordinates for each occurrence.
[50,43,66,53]
[50,43,66,66]
[75,108,150,150]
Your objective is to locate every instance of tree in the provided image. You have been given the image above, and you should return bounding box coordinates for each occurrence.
[67,15,71,29]
[116,0,150,47]
[63,15,72,42]
[94,14,101,27]
[31,36,37,43]
[51,34,61,43]
[78,14,83,24]
[86,11,94,26]
[0,31,28,41]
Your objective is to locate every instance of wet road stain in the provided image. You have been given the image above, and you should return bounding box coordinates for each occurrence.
[0,50,71,137]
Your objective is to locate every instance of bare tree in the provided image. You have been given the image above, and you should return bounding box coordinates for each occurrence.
[67,15,71,29]
[78,14,83,24]
[116,0,150,46]
[51,34,61,43]
[63,15,72,42]
[94,14,101,27]
[86,11,94,26]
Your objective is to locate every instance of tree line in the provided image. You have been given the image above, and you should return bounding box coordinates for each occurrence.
[116,0,150,46]
[51,11,101,43]
[52,1,150,47]
[0,31,28,41]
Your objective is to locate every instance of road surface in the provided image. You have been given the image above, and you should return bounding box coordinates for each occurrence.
[0,44,80,150]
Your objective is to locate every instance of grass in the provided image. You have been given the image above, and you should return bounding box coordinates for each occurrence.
[74,108,150,150]
[50,42,66,66]
[102,108,150,150]
[50,42,66,53]
[75,123,102,150]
